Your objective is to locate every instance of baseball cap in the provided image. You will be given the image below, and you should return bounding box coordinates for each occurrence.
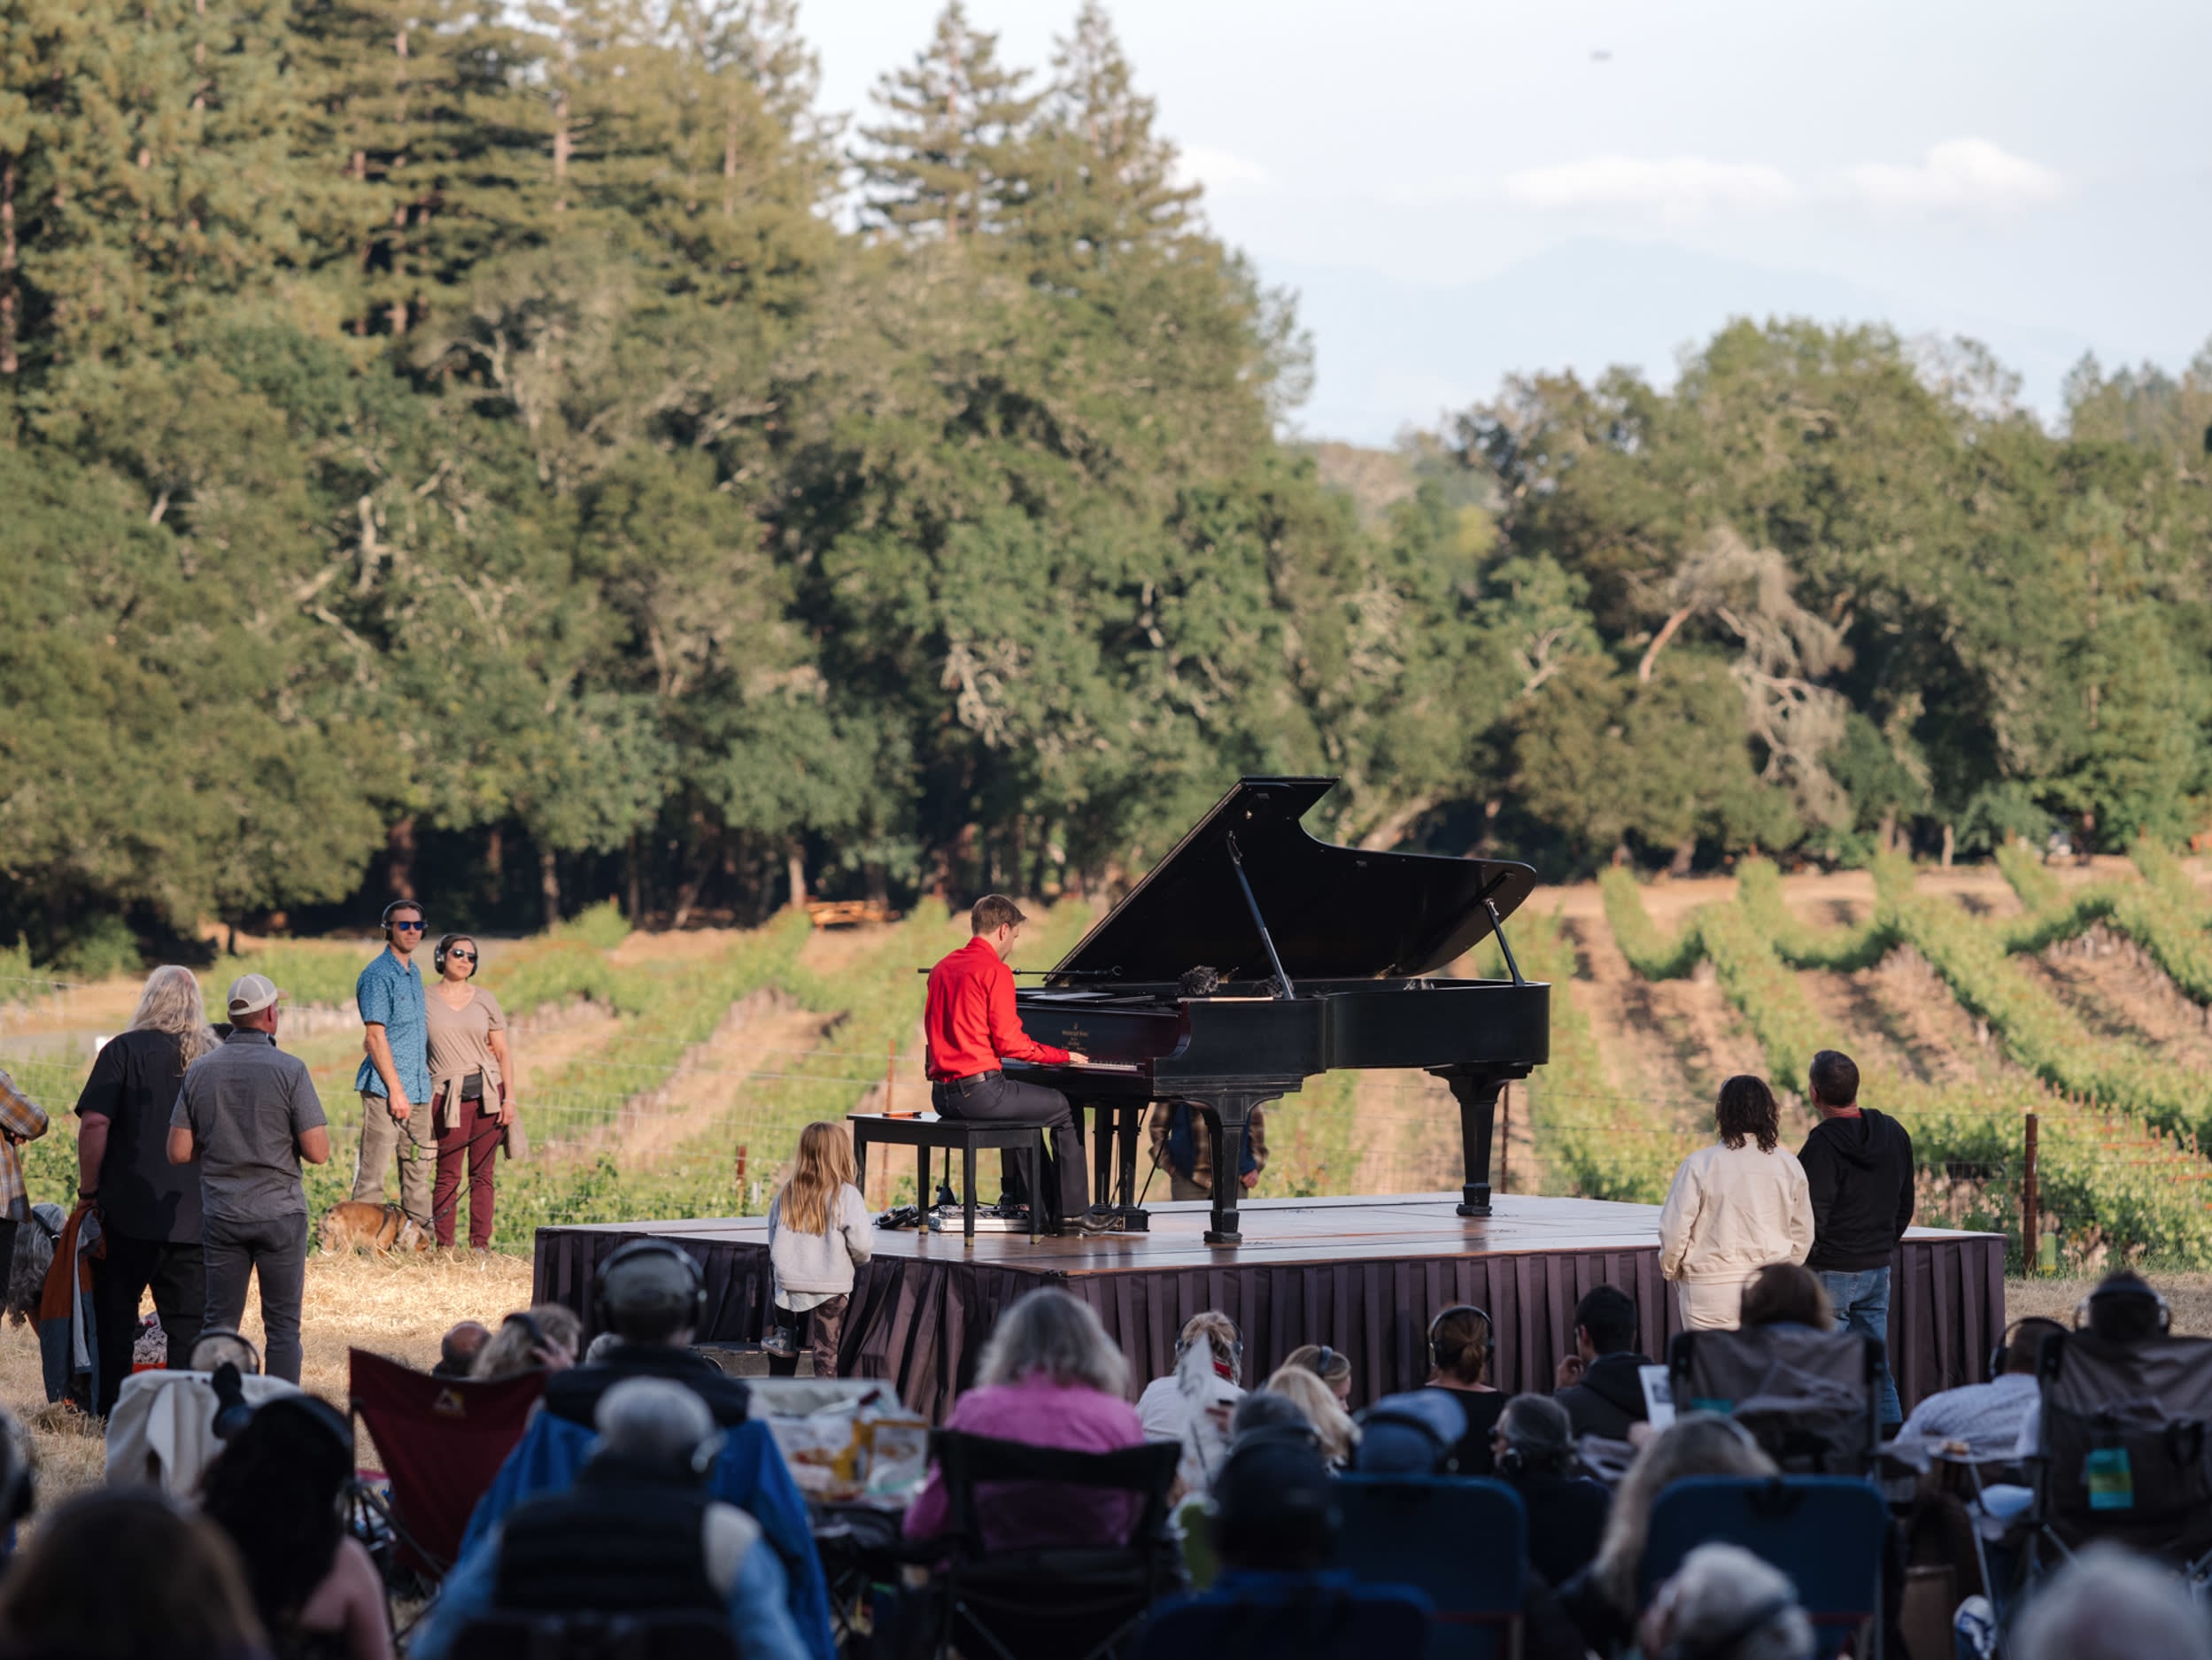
[227,974,282,1020]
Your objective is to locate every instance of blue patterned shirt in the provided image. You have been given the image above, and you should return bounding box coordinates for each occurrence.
[353,948,429,1104]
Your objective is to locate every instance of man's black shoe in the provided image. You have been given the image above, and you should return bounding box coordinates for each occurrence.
[1071,1208,1121,1236]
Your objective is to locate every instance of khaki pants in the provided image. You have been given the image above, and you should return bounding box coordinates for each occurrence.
[1674,1277,1751,1332]
[352,1091,435,1227]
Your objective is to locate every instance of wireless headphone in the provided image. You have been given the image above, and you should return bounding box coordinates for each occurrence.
[434,933,478,978]
[381,899,425,942]
[593,1238,708,1337]
[1315,1344,1338,1376]
[1659,1592,1799,1660]
[1176,1317,1245,1386]
[1989,1316,2068,1382]
[2077,1281,2172,1336]
[1429,1305,1493,1376]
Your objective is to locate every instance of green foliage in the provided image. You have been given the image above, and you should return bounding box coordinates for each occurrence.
[1597,869,1706,979]
[1734,858,1893,971]
[55,916,143,982]
[203,942,370,1011]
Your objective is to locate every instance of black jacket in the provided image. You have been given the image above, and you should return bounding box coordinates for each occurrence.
[1507,1471,1611,1589]
[542,1344,752,1430]
[1800,1108,1915,1271]
[1553,1351,1650,1441]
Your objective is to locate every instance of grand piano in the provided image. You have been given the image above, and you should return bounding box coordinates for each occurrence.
[1006,776,1551,1245]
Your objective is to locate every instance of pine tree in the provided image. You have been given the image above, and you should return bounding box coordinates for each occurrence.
[859,2,1038,242]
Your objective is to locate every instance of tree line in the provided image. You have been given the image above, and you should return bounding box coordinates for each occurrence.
[3,0,2208,969]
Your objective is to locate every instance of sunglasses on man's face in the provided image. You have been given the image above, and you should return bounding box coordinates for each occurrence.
[392,920,426,932]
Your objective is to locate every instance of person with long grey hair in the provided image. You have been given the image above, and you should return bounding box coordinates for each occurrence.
[76,964,217,1412]
[905,1288,1145,1551]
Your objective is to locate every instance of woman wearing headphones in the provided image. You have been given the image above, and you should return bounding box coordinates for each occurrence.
[1424,1304,1505,1474]
[426,934,516,1251]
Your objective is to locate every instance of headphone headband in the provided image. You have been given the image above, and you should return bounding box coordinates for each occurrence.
[593,1238,708,1338]
[1428,1304,1493,1377]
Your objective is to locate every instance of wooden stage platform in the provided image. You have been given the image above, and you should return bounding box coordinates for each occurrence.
[536,1193,2005,1421]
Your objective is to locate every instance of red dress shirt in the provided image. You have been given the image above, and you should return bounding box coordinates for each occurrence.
[924,937,1071,1082]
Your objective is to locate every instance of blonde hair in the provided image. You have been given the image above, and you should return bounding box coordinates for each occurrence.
[471,1304,583,1382]
[1591,1413,1776,1614]
[1262,1363,1357,1465]
[779,1122,857,1236]
[128,966,219,1068]
[1282,1342,1350,1390]
[977,1288,1128,1397]
[1179,1310,1241,1384]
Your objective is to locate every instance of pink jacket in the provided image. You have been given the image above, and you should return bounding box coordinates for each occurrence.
[904,1371,1146,1552]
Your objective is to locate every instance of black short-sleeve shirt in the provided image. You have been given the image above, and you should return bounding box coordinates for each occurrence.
[74,1029,201,1243]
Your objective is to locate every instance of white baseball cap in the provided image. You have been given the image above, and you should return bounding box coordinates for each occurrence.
[227,974,282,1020]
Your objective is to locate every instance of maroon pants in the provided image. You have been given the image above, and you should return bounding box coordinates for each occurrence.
[431,1096,502,1248]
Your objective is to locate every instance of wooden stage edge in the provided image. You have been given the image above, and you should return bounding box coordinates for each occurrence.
[535,1193,2006,1424]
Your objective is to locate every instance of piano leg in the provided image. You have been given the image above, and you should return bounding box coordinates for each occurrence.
[1435,1068,1505,1218]
[1198,1093,1275,1246]
[1116,1104,1149,1231]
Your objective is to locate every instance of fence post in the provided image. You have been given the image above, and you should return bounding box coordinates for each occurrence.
[886,1040,896,1117]
[2022,1111,2039,1273]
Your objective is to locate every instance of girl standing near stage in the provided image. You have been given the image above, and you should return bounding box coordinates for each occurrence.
[427,934,517,1252]
[766,1122,872,1377]
[1658,1075,1814,1331]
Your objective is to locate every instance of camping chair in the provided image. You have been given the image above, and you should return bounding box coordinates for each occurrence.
[451,1610,739,1660]
[2023,1328,2212,1587]
[1330,1474,1525,1660]
[917,1430,1181,1660]
[1135,1579,1433,1660]
[346,1348,548,1583]
[1636,1476,1889,1660]
[1669,1324,1883,1474]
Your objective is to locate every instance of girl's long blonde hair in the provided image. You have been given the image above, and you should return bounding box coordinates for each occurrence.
[780,1121,856,1235]
[128,966,219,1069]
[1262,1363,1358,1465]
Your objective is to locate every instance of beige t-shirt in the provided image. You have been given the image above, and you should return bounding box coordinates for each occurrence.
[424,985,507,1098]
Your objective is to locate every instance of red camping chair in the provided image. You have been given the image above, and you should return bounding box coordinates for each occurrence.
[347,1348,546,1580]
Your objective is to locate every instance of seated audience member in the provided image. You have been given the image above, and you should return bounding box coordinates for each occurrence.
[1737,1262,1835,1330]
[1353,1390,1471,1475]
[2012,1270,2170,1458]
[1891,1317,2063,1460]
[1136,1310,1243,1494]
[1229,1390,1316,1445]
[1137,1430,1432,1658]
[433,1321,490,1378]
[1261,1363,1357,1467]
[414,1378,808,1660]
[199,1395,393,1660]
[1636,1542,1813,1660]
[1281,1342,1353,1407]
[1557,1413,1776,1655]
[471,1305,582,1382]
[1492,1394,1610,1587]
[460,1240,833,1660]
[1423,1304,1504,1474]
[0,1490,269,1659]
[1553,1286,1652,1440]
[906,1287,1146,1551]
[584,1331,623,1363]
[2009,1542,2212,1660]
[190,1328,263,1375]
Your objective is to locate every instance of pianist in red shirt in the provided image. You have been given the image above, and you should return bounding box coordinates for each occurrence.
[925,895,1115,1236]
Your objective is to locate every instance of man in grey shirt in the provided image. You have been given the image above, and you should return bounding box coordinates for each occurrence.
[167,974,330,1383]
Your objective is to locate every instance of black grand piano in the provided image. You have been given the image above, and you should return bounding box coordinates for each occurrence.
[1006,776,1551,1245]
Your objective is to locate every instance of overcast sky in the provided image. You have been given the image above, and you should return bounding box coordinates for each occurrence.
[805,1,2212,444]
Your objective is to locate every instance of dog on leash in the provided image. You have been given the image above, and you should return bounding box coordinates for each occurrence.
[319,1201,430,1256]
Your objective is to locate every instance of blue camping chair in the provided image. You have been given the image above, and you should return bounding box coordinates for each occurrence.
[1330,1475,1525,1660]
[1135,1574,1431,1660]
[1636,1476,1888,1660]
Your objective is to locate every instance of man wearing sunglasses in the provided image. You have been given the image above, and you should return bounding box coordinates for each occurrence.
[350,899,435,1230]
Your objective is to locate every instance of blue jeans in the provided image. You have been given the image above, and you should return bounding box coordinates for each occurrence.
[1816,1265,1902,1425]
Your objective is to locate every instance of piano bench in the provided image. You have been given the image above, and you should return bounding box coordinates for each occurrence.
[847,1113,1045,1242]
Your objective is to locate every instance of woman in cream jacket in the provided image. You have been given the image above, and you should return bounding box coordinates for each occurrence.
[1659,1076,1814,1330]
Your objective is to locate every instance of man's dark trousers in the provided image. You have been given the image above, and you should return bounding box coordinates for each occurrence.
[93,1232,205,1417]
[932,1072,1089,1225]
[203,1213,309,1383]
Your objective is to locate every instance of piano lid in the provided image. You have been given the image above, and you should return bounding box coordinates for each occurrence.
[1045,777,1539,987]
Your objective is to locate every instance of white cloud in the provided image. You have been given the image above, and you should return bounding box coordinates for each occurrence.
[1839,138,2066,215]
[1175,144,1272,197]
[1504,155,1795,220]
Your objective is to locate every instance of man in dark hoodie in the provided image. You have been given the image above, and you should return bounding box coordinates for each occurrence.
[1798,1048,1913,1429]
[1551,1285,1651,1440]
